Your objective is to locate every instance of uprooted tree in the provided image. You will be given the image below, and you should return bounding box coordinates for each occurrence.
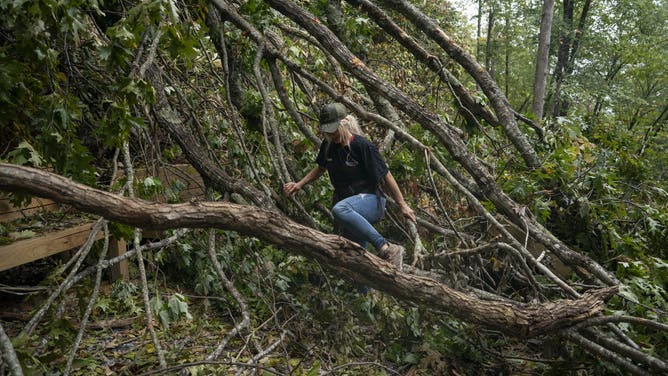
[1,0,666,374]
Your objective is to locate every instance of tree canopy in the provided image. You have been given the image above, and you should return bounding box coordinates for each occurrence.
[0,0,666,374]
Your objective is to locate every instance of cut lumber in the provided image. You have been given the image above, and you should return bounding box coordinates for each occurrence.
[0,222,103,272]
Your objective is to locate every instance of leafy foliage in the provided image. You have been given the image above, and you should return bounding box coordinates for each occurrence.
[1,0,666,374]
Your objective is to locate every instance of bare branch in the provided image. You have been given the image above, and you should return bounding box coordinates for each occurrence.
[206,224,250,360]
[21,219,105,336]
[64,222,110,375]
[0,321,23,376]
[121,140,167,369]
[580,328,668,373]
[561,330,649,376]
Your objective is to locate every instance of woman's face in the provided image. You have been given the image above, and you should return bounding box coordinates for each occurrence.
[323,128,341,143]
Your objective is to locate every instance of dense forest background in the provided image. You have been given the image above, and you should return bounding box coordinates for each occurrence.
[0,0,666,374]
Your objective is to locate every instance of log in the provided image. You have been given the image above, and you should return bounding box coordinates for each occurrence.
[0,163,617,338]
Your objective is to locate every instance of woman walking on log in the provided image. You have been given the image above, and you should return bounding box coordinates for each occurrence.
[284,103,416,269]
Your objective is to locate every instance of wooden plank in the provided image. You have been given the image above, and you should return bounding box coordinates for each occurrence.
[0,222,104,271]
[0,164,202,277]
[0,197,58,223]
[109,238,129,281]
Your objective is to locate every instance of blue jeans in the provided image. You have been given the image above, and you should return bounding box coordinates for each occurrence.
[331,193,387,251]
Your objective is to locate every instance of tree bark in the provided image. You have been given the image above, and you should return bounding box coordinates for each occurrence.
[485,2,495,74]
[0,321,23,376]
[346,0,500,128]
[476,0,483,60]
[532,0,555,123]
[504,3,510,97]
[378,0,541,168]
[267,58,320,146]
[0,163,617,338]
[547,0,591,117]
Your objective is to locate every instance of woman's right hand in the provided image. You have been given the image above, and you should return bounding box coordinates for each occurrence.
[283,182,301,196]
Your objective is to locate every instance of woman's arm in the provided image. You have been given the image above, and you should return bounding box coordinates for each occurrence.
[383,171,416,222]
[283,166,326,196]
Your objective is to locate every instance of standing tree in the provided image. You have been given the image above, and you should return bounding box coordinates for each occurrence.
[532,0,556,122]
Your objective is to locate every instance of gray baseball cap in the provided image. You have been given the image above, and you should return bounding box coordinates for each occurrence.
[319,103,348,133]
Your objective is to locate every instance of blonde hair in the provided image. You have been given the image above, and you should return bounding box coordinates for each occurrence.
[341,114,363,134]
[336,114,364,146]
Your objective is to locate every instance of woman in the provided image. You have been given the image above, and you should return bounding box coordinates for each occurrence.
[283,103,416,269]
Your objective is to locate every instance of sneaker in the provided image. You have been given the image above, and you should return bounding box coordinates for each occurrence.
[379,243,404,270]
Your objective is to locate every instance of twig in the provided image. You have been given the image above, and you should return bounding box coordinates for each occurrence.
[513,109,544,140]
[233,307,284,363]
[135,361,286,376]
[432,241,540,296]
[21,219,105,336]
[64,222,110,375]
[424,148,468,246]
[253,43,291,184]
[0,321,23,376]
[321,361,402,375]
[68,230,189,287]
[122,140,167,369]
[206,215,250,360]
[0,284,49,295]
[234,331,288,376]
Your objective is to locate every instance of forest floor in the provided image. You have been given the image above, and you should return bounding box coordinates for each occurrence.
[1,261,455,375]
[1,258,611,376]
[0,278,299,375]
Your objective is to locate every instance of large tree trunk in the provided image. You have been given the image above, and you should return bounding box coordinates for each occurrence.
[0,163,617,338]
[504,2,510,97]
[547,0,591,117]
[477,0,483,60]
[532,0,555,122]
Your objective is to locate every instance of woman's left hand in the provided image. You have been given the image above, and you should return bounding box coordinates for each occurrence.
[399,202,416,223]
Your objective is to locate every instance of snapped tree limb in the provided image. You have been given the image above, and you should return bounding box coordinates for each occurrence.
[0,163,616,338]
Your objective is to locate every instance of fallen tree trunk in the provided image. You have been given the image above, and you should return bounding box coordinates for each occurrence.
[0,163,616,338]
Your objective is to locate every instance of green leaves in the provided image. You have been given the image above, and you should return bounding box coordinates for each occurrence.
[138,176,163,200]
[239,0,273,30]
[7,141,44,166]
[97,93,148,147]
[150,293,193,330]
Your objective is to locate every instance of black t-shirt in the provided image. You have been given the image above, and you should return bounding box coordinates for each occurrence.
[315,135,389,203]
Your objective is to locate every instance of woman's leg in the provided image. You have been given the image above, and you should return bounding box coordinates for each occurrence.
[331,194,386,251]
